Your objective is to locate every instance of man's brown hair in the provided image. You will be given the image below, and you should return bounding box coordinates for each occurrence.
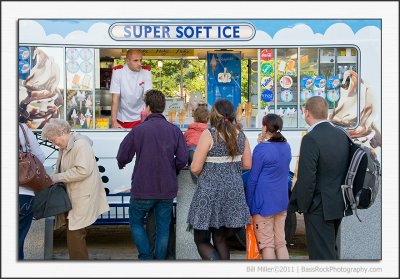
[305,96,328,120]
[144,90,165,113]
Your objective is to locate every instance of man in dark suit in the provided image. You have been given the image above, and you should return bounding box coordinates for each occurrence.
[288,96,350,260]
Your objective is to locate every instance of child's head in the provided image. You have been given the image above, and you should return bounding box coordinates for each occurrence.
[193,106,209,124]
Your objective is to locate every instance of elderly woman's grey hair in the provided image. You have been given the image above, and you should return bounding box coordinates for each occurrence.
[41,118,71,140]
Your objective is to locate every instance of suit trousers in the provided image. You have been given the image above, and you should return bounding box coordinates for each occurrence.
[66,218,89,260]
[304,213,342,260]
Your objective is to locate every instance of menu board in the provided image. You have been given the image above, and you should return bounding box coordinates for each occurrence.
[66,48,95,128]
[164,98,186,127]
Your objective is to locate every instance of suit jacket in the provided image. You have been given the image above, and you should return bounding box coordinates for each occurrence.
[288,122,350,220]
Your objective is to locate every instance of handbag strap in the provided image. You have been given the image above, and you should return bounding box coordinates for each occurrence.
[19,123,31,153]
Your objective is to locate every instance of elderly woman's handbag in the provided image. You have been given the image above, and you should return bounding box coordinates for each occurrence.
[33,182,72,219]
[18,124,53,191]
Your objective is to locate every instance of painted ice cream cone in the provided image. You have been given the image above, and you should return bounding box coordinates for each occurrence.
[179,109,186,127]
[85,95,92,107]
[76,90,86,110]
[245,102,252,127]
[186,102,193,116]
[210,55,217,75]
[168,109,176,123]
[70,95,78,108]
[85,108,92,128]
[236,103,243,122]
[245,115,251,127]
[71,109,78,126]
[245,102,252,118]
[79,113,85,126]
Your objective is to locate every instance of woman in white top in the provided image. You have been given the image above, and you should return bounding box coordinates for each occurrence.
[18,121,46,260]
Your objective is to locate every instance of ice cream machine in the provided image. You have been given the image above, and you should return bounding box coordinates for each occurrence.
[206,51,241,110]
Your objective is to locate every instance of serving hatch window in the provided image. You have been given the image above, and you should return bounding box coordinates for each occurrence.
[258,46,359,130]
[17,46,359,131]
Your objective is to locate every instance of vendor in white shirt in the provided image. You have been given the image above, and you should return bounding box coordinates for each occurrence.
[110,49,152,129]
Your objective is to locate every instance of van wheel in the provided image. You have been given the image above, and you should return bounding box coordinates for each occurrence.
[285,212,297,243]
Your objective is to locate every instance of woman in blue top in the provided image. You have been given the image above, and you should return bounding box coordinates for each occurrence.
[246,113,291,260]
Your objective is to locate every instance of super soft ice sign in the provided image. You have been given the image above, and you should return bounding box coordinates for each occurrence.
[109,23,255,41]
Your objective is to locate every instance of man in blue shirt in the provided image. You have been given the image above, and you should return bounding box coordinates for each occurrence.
[117,89,188,260]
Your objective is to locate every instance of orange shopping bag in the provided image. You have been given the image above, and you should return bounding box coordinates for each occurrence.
[246,216,260,260]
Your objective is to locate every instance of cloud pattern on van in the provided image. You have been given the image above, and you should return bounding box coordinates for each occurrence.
[19,19,381,119]
[252,23,380,45]
[19,20,380,46]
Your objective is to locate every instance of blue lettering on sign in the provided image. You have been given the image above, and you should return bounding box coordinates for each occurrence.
[163,26,171,38]
[203,26,212,38]
[153,25,160,38]
[110,23,255,40]
[176,26,183,38]
[184,26,194,38]
[233,26,239,38]
[133,26,142,38]
[144,26,152,38]
[124,26,131,38]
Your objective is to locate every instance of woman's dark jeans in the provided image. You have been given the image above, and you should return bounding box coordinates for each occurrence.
[18,194,34,260]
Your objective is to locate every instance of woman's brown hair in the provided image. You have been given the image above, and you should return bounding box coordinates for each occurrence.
[209,99,242,158]
[193,106,209,123]
[262,113,287,142]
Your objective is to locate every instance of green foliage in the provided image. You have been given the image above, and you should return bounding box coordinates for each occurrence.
[143,58,251,102]
[183,60,206,94]
[143,59,206,98]
[241,60,249,103]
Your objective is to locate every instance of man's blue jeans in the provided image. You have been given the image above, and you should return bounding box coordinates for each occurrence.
[19,194,34,260]
[129,198,173,260]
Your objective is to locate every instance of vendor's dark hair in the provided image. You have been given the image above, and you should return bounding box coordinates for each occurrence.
[209,99,242,158]
[144,89,165,113]
[262,113,287,142]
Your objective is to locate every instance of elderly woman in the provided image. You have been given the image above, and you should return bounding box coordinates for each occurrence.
[41,118,109,260]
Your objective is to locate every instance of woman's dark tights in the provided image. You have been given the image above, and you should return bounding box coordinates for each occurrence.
[194,227,230,260]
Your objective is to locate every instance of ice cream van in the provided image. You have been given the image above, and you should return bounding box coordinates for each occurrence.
[18,19,382,249]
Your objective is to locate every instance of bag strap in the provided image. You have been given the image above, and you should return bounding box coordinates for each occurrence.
[19,123,31,152]
[335,124,364,222]
[334,125,366,186]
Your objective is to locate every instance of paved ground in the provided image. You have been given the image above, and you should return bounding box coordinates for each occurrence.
[52,214,308,260]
